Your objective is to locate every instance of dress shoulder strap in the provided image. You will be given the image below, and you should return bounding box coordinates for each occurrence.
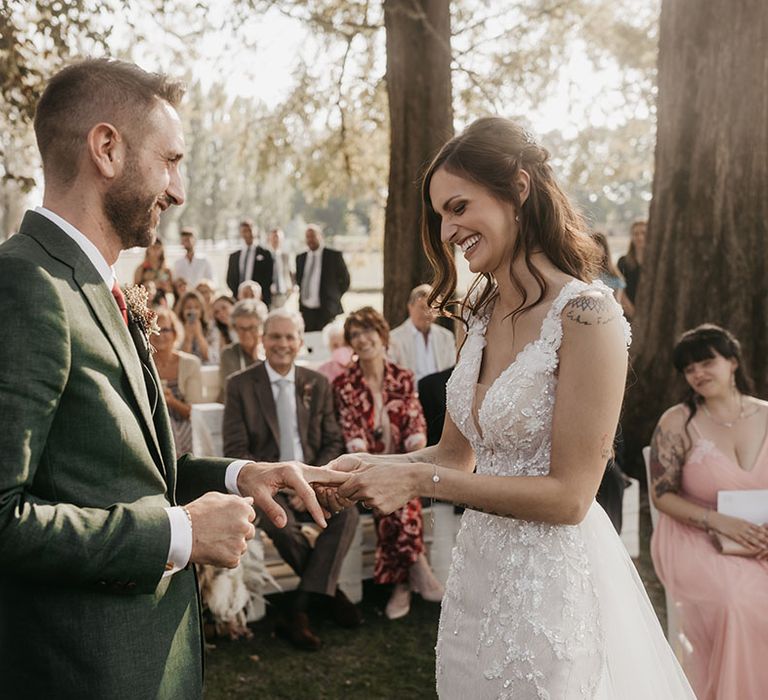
[539,279,632,356]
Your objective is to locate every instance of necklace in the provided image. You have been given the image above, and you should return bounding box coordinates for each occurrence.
[702,396,748,428]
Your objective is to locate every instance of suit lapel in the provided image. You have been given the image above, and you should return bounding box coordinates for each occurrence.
[295,368,311,456]
[20,213,167,479]
[254,365,280,446]
[75,267,167,477]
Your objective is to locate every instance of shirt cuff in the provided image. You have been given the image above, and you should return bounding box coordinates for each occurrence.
[225,459,251,496]
[163,506,193,577]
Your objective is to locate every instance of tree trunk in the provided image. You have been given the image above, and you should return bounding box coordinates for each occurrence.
[623,0,768,479]
[383,0,453,326]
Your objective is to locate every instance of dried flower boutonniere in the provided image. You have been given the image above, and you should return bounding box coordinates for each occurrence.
[301,381,315,410]
[123,284,160,352]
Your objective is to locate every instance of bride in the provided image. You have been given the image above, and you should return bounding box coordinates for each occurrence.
[322,117,694,698]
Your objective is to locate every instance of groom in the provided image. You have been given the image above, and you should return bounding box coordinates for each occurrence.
[0,58,344,699]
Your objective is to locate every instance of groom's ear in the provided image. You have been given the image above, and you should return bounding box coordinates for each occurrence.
[87,122,125,180]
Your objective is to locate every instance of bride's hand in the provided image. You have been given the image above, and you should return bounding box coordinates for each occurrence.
[312,455,371,513]
[337,462,422,515]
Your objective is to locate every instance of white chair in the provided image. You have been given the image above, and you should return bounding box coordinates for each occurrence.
[643,445,682,659]
[199,365,221,403]
[190,403,225,457]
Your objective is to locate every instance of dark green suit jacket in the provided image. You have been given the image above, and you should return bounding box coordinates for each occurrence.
[0,211,232,699]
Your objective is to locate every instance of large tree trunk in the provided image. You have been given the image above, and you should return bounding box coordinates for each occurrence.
[623,0,768,479]
[383,0,453,326]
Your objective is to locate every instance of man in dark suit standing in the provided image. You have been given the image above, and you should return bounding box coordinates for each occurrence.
[0,58,344,699]
[224,308,361,650]
[226,219,274,306]
[296,224,350,332]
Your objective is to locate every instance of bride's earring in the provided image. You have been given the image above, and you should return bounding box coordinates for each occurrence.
[514,213,520,223]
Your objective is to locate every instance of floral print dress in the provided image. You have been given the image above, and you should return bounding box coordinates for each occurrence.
[333,360,427,584]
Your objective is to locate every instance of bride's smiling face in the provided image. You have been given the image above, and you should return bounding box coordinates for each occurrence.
[429,167,524,276]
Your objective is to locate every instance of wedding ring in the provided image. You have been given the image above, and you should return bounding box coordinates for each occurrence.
[362,501,371,510]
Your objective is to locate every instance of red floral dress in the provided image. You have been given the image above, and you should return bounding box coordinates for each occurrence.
[333,360,427,584]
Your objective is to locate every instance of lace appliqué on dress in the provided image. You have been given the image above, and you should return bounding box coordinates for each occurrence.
[437,280,628,699]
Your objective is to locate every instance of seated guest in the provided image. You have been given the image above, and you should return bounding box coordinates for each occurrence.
[134,236,173,303]
[178,289,219,365]
[195,278,216,317]
[218,299,267,402]
[238,280,263,301]
[223,309,361,650]
[317,319,354,384]
[172,276,188,315]
[333,307,444,620]
[418,367,454,447]
[650,324,768,699]
[388,284,455,382]
[212,294,236,350]
[149,308,203,454]
[592,231,626,303]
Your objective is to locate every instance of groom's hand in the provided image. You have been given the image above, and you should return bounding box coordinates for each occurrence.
[237,461,350,529]
[186,492,256,568]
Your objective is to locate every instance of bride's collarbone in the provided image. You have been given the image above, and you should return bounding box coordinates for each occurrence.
[478,313,546,383]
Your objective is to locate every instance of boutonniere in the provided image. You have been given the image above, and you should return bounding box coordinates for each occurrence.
[301,381,315,410]
[124,284,160,351]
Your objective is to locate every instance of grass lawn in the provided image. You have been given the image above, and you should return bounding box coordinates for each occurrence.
[204,490,664,699]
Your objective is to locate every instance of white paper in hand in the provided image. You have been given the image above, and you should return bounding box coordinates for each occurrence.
[717,490,768,524]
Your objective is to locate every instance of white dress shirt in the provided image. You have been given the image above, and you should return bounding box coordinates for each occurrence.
[173,254,213,287]
[35,207,247,575]
[264,361,305,461]
[408,320,438,381]
[300,246,323,308]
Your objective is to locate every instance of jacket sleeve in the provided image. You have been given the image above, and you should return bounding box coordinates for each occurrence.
[222,375,255,461]
[179,352,203,404]
[313,379,345,465]
[337,251,350,295]
[0,256,170,594]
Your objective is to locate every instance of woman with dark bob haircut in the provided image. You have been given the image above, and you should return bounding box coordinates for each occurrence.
[319,117,692,697]
[650,324,768,699]
[331,307,444,620]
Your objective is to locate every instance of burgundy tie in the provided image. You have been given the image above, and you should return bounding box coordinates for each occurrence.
[111,282,129,326]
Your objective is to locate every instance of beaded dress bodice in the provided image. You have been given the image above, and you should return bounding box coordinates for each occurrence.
[435,280,631,699]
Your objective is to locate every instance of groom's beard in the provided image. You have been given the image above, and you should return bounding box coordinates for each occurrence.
[104,157,161,250]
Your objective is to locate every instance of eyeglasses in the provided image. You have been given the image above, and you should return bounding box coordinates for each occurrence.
[235,324,260,335]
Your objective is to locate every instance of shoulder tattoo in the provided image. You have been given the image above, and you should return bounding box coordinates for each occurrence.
[564,294,616,326]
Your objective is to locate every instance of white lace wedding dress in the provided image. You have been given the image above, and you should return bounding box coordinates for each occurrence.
[436,280,694,699]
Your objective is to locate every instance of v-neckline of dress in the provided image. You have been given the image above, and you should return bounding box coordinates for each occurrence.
[470,279,581,439]
[691,413,768,474]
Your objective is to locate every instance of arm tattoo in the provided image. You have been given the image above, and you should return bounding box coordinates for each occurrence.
[564,295,616,326]
[649,423,686,500]
[600,433,613,461]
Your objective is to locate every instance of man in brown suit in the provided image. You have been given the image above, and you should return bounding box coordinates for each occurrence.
[223,308,361,649]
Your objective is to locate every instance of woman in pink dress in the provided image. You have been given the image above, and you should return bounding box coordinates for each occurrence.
[650,324,768,699]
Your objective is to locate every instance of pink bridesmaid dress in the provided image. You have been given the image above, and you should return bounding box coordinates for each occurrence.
[651,418,768,700]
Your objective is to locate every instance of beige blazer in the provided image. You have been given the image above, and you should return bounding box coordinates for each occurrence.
[177,351,203,403]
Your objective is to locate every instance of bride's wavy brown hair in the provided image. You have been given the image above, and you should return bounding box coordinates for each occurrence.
[421,117,600,325]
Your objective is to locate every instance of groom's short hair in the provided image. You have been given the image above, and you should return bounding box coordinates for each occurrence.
[34,58,185,185]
